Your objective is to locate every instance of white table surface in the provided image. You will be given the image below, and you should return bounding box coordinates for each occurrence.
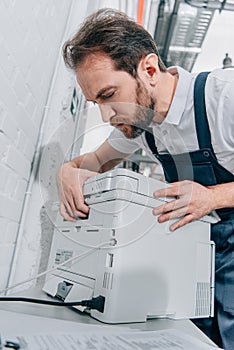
[0,287,216,347]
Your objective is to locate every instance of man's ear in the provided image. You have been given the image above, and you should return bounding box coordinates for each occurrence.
[137,54,159,86]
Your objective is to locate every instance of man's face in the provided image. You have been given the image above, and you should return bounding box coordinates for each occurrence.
[76,53,155,138]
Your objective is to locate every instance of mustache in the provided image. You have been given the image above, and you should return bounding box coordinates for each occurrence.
[110,119,150,130]
[110,117,128,126]
[110,116,147,127]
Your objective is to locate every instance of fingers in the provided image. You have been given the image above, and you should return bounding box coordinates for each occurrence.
[59,184,89,221]
[60,201,89,222]
[57,166,99,221]
[156,207,189,223]
[169,214,195,232]
[59,181,89,220]
[153,203,196,232]
[65,191,89,217]
[152,180,209,231]
[152,198,188,216]
[60,203,76,222]
[73,196,89,215]
[153,181,192,198]
[153,184,180,198]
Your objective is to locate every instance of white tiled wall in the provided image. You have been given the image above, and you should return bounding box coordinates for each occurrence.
[0,0,134,295]
[0,0,72,291]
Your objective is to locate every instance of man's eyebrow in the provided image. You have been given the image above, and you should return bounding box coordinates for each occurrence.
[96,86,115,99]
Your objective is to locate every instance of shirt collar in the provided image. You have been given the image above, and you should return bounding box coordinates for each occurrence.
[163,66,194,125]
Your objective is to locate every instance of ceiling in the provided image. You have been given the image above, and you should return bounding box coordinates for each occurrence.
[143,0,234,71]
[93,0,234,71]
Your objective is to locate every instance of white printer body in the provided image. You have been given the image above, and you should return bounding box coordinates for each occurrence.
[43,168,215,323]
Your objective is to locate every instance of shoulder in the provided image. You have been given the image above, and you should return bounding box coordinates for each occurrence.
[208,67,234,80]
[205,69,234,143]
[205,69,234,110]
[206,68,234,91]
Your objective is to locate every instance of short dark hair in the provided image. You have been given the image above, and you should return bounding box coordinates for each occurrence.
[63,8,166,77]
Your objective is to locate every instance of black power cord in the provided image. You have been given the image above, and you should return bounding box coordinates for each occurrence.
[0,295,105,313]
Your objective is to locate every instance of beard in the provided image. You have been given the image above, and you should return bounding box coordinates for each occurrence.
[120,78,155,139]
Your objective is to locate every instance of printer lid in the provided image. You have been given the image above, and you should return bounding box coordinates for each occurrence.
[83,168,219,224]
[83,168,169,199]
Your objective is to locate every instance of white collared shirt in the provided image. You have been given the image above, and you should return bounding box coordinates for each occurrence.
[107,66,234,174]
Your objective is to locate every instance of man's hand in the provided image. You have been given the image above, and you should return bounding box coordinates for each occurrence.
[57,163,98,222]
[153,180,216,231]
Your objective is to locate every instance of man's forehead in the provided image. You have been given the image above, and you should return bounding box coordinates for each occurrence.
[76,54,124,100]
[76,53,116,88]
[79,52,116,70]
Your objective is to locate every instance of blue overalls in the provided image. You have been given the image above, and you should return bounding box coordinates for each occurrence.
[145,72,234,350]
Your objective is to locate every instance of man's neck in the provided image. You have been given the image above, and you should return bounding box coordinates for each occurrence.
[152,71,178,123]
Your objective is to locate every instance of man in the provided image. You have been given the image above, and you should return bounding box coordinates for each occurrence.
[57,8,234,349]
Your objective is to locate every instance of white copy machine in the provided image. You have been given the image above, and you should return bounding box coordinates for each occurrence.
[43,168,215,323]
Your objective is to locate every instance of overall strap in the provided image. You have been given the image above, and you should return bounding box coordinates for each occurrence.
[145,71,214,156]
[194,71,215,154]
[145,129,158,156]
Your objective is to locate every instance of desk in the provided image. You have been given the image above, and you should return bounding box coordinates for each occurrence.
[0,288,216,347]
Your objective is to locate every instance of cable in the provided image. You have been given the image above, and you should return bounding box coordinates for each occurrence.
[0,240,112,295]
[2,212,164,295]
[0,295,105,313]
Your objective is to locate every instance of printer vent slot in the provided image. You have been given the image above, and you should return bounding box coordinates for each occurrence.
[103,272,114,290]
[195,282,210,317]
[106,253,114,268]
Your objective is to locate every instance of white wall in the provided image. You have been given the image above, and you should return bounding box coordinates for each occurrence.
[0,0,127,295]
[0,0,73,291]
[0,0,149,295]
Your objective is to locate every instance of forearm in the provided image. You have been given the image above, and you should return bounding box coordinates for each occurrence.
[68,152,103,172]
[208,182,234,210]
[66,152,124,173]
[66,140,129,173]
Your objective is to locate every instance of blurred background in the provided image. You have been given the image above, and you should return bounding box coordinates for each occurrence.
[0,0,233,294]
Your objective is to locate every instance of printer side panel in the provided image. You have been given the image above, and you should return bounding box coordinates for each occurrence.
[90,199,214,323]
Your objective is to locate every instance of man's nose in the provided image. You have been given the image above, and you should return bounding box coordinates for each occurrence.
[99,104,116,123]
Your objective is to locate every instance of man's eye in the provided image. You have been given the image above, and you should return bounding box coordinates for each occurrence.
[101,92,115,100]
